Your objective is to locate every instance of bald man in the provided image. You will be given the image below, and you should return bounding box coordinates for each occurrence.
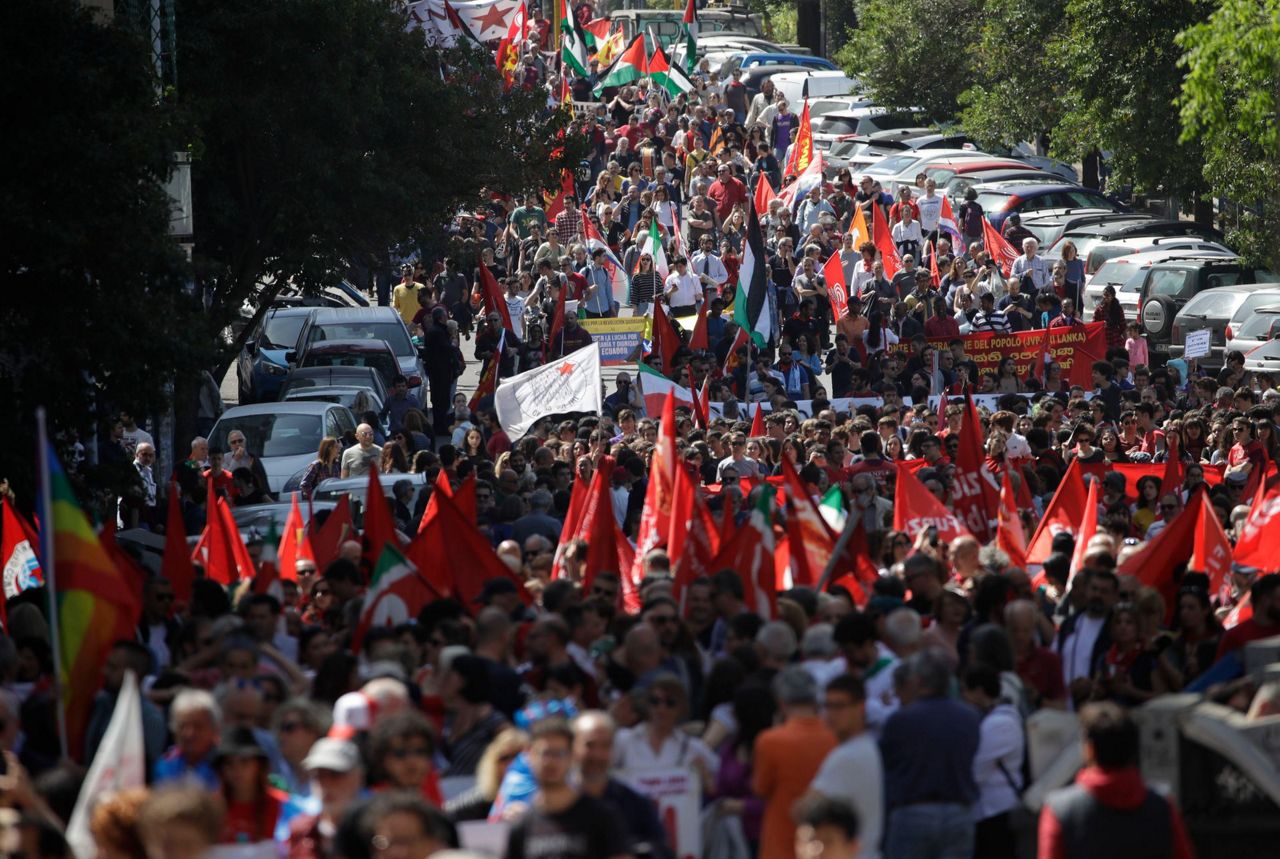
[340,424,381,478]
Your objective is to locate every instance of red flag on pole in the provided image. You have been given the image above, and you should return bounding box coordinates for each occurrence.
[161,483,195,603]
[1233,482,1280,571]
[360,469,400,564]
[1120,490,1204,622]
[1067,476,1100,585]
[310,493,353,571]
[982,217,1019,278]
[928,239,940,287]
[1026,458,1086,565]
[477,263,514,332]
[872,202,901,280]
[753,172,778,217]
[1191,496,1234,594]
[690,299,709,350]
[651,299,680,375]
[750,402,765,438]
[951,396,1000,542]
[996,469,1028,571]
[893,462,970,544]
[276,492,312,583]
[822,251,851,319]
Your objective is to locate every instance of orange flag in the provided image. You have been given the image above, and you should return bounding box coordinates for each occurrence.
[872,202,901,280]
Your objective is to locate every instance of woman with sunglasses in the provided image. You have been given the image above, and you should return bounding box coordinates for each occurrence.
[613,673,717,794]
[368,710,444,806]
[272,698,329,797]
[1098,426,1130,464]
[629,252,661,317]
[301,578,336,629]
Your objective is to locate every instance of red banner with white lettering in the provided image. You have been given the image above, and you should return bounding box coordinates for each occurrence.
[907,322,1107,387]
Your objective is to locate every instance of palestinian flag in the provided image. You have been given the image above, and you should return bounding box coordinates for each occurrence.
[732,199,771,347]
[649,41,694,98]
[593,34,647,95]
[583,18,611,52]
[681,0,698,73]
[560,0,589,78]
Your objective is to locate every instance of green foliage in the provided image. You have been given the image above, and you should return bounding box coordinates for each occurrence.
[1050,0,1210,201]
[0,0,200,500]
[1177,0,1280,269]
[958,0,1066,149]
[837,0,982,118]
[176,0,580,371]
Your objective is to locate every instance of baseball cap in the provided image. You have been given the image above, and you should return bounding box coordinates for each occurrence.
[303,737,361,773]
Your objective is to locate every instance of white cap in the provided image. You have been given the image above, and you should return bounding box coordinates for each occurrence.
[332,691,371,733]
[303,737,361,773]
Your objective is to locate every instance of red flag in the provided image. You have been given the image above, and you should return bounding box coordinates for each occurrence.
[651,299,680,375]
[690,299,709,351]
[1,499,44,625]
[551,473,589,581]
[753,172,778,217]
[893,462,970,543]
[161,482,195,602]
[822,251,851,319]
[192,478,236,583]
[982,218,1019,278]
[275,492,312,584]
[872,201,901,280]
[352,548,443,653]
[1067,476,1100,585]
[452,474,478,523]
[708,489,777,619]
[1026,458,1086,565]
[1120,490,1204,622]
[470,332,504,411]
[419,470,453,535]
[780,458,837,588]
[1159,433,1184,497]
[477,263,514,332]
[928,239,940,287]
[630,393,678,583]
[669,461,713,609]
[951,396,1000,542]
[686,366,706,428]
[310,493,353,571]
[996,469,1028,571]
[750,402,765,438]
[1234,482,1280,571]
[1191,496,1234,594]
[577,457,622,593]
[784,102,814,177]
[1224,592,1253,629]
[361,469,400,564]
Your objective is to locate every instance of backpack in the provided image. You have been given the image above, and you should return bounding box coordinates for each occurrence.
[962,201,985,236]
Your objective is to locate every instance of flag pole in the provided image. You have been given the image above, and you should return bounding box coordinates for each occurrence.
[35,408,70,760]
[816,500,859,593]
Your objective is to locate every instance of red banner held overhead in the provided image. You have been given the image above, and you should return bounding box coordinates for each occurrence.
[899,322,1108,388]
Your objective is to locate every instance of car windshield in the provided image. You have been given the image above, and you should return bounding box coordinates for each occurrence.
[1234,310,1280,340]
[869,154,922,175]
[211,413,323,459]
[1086,245,1142,272]
[974,191,1012,213]
[301,348,399,384]
[819,118,861,136]
[308,322,413,356]
[262,313,308,350]
[829,139,867,159]
[1091,260,1142,290]
[1179,291,1246,318]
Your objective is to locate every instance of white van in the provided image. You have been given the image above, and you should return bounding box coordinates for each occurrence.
[771,70,860,111]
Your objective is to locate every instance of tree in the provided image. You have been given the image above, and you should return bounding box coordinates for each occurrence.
[959,0,1066,154]
[1050,0,1213,214]
[175,0,580,378]
[836,0,982,119]
[1177,0,1280,269]
[0,0,202,502]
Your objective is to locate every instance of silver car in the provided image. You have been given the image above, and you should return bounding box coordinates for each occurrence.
[209,401,357,494]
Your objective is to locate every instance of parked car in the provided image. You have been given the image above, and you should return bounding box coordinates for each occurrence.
[971,181,1126,230]
[732,53,837,73]
[281,385,385,417]
[290,307,426,400]
[280,365,389,405]
[1041,214,1224,262]
[740,64,813,100]
[209,402,357,494]
[236,306,315,404]
[297,339,401,392]
[1225,302,1280,359]
[309,473,432,524]
[771,70,863,113]
[1243,337,1280,373]
[1168,287,1280,368]
[1081,249,1238,316]
[941,169,1062,207]
[821,128,959,176]
[1080,236,1231,275]
[858,149,991,196]
[812,107,930,151]
[231,500,336,536]
[1013,208,1124,250]
[1137,258,1279,357]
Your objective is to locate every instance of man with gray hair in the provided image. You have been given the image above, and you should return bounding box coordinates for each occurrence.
[513,488,562,544]
[882,608,922,660]
[753,667,838,859]
[755,620,798,673]
[154,688,221,787]
[879,650,981,859]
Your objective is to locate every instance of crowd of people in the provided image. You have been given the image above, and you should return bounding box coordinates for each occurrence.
[8,4,1280,859]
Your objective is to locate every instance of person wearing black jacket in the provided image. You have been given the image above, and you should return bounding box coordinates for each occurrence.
[422,307,459,436]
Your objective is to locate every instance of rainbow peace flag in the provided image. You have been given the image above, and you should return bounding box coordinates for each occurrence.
[39,444,141,760]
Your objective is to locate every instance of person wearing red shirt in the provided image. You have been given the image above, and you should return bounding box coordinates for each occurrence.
[1225,418,1265,482]
[888,187,921,225]
[845,430,897,490]
[707,164,748,222]
[1216,574,1280,660]
[215,728,289,847]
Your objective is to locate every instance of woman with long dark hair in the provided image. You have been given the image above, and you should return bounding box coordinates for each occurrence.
[708,683,778,855]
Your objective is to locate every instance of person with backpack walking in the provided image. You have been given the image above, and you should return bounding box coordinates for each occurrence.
[958,188,986,250]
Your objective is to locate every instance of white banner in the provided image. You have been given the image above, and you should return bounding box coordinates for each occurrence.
[620,767,701,859]
[66,671,146,859]
[405,0,523,44]
[495,342,603,437]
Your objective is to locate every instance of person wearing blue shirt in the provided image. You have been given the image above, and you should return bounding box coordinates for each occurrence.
[583,248,614,318]
[153,688,221,789]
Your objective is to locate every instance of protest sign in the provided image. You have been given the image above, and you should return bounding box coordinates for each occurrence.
[582,317,648,365]
[1184,329,1211,360]
[621,767,701,859]
[897,323,1107,386]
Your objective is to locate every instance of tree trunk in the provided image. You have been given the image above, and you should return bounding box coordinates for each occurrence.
[797,0,822,56]
[822,0,857,58]
[1082,149,1100,190]
[1193,194,1213,226]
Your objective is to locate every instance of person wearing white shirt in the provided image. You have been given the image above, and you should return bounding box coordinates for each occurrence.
[1009,237,1049,291]
[916,179,943,237]
[798,186,836,232]
[833,614,899,737]
[691,236,729,297]
[891,208,924,261]
[612,675,718,793]
[804,674,884,859]
[962,664,1026,857]
[663,257,703,315]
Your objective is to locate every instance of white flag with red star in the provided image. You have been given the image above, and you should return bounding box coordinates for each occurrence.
[494,342,603,438]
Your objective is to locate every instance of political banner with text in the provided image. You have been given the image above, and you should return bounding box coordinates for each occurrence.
[904,323,1107,387]
[582,317,649,365]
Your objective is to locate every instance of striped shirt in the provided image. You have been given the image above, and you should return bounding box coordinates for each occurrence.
[972,309,1011,333]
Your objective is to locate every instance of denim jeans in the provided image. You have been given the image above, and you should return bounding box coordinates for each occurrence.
[884,803,975,859]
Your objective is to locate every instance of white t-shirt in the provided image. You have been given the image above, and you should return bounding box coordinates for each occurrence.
[916,193,943,233]
[810,734,884,859]
[121,427,154,458]
[612,725,718,777]
[505,296,527,339]
[664,271,703,307]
